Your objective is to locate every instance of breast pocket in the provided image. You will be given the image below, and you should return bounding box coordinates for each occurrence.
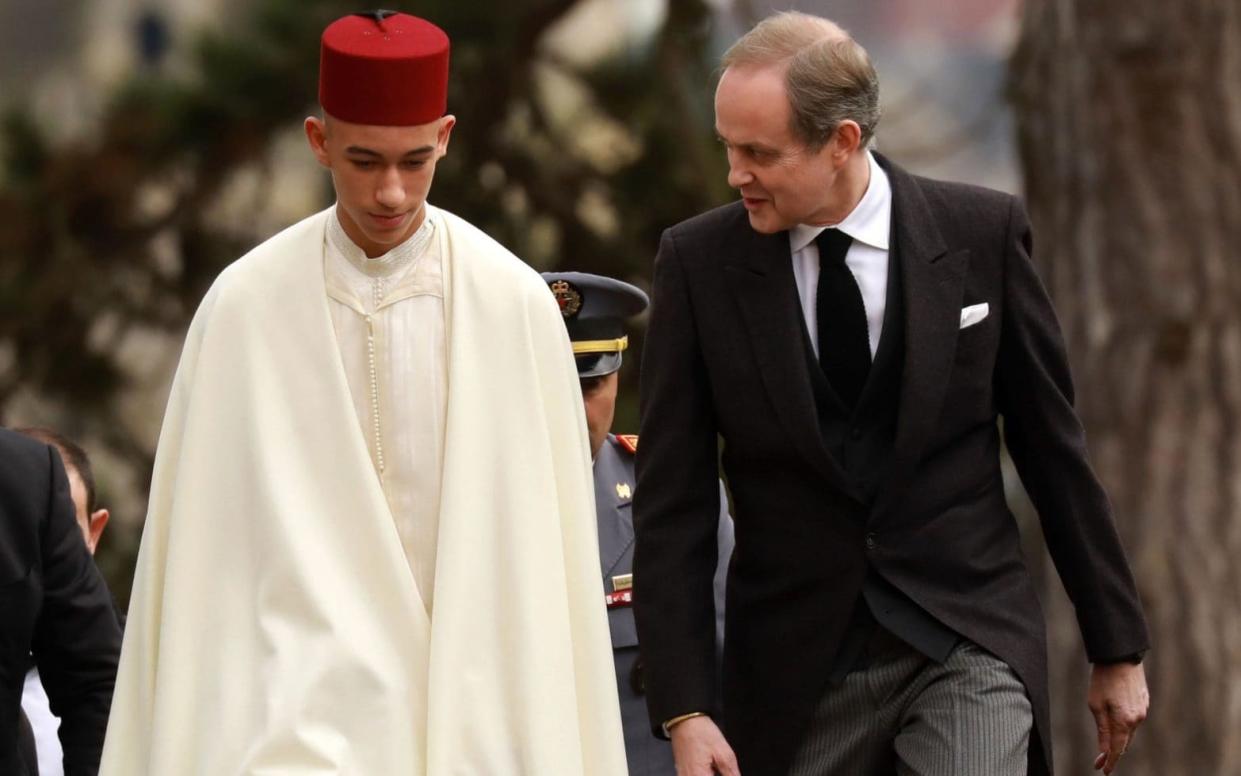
[952,300,1000,376]
[940,306,1000,429]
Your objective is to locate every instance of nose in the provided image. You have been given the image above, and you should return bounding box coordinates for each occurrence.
[726,149,752,190]
[375,166,405,210]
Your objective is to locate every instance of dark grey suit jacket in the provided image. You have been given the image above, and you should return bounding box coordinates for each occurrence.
[0,428,122,776]
[632,155,1149,776]
[596,433,732,776]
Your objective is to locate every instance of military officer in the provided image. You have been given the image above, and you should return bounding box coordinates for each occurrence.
[543,271,734,776]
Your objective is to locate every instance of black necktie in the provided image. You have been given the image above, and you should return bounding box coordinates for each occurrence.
[815,228,870,409]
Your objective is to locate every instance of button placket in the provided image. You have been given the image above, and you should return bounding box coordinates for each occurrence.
[366,303,384,478]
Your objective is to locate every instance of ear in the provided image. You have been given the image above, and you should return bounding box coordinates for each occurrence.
[86,507,109,555]
[436,115,457,157]
[305,116,331,168]
[831,120,863,162]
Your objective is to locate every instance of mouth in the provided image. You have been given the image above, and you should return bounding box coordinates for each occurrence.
[741,196,767,211]
[368,212,409,230]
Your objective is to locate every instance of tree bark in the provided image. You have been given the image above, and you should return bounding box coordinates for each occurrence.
[1011,0,1241,773]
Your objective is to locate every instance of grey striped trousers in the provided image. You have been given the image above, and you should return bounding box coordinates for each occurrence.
[788,639,1032,776]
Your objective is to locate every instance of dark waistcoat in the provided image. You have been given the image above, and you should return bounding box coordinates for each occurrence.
[802,239,959,679]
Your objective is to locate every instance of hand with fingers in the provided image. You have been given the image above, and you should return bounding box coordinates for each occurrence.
[1088,661,1149,774]
[669,714,741,776]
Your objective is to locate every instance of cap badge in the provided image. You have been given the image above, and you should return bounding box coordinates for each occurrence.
[551,280,583,319]
[616,482,632,500]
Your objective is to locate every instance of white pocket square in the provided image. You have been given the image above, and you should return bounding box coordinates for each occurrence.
[959,302,989,330]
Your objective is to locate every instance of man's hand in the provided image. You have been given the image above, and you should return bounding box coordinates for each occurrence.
[1088,661,1149,774]
[669,715,740,776]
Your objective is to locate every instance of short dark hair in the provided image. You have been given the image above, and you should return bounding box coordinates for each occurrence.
[15,427,98,512]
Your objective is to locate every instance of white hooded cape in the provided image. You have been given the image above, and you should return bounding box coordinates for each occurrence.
[100,207,627,775]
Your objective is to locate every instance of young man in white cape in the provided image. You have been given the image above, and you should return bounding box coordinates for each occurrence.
[100,11,627,775]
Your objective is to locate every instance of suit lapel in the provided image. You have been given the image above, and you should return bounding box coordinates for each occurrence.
[871,156,969,524]
[724,224,863,502]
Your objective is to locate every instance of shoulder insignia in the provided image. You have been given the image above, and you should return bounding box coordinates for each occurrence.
[615,434,638,455]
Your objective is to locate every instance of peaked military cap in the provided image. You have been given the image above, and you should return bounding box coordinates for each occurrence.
[542,272,649,378]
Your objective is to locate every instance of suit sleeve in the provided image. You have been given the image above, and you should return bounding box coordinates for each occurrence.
[633,227,724,735]
[31,447,122,776]
[994,197,1150,662]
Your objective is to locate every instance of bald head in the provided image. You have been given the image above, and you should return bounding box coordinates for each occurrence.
[722,11,847,67]
[721,11,880,150]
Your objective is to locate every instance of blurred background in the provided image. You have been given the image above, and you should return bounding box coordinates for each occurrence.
[1,1,1235,773]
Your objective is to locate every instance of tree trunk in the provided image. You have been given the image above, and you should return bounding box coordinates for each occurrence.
[1010,0,1241,773]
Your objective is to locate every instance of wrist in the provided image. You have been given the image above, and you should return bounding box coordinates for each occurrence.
[662,711,708,737]
[1096,651,1145,666]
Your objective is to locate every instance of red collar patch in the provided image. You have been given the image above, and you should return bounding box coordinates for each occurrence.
[615,434,638,455]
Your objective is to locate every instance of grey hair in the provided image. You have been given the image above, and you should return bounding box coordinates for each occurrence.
[722,11,881,149]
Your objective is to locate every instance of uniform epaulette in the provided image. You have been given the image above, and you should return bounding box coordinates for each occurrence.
[615,434,638,455]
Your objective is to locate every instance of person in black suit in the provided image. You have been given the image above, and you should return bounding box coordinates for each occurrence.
[17,427,122,775]
[632,11,1149,776]
[1,427,122,776]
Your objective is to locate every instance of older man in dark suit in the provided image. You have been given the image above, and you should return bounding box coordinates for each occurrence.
[633,11,1149,776]
[1,428,122,776]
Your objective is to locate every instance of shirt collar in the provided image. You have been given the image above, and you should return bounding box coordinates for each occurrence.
[327,204,435,279]
[789,151,891,254]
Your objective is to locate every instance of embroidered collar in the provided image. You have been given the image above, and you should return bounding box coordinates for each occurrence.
[328,205,435,279]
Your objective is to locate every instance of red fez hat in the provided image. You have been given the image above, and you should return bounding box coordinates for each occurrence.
[319,11,450,126]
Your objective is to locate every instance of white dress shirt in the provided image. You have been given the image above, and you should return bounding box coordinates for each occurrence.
[21,668,62,776]
[324,207,447,613]
[789,151,892,359]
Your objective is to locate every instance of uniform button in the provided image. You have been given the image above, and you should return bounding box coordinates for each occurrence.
[865,533,877,550]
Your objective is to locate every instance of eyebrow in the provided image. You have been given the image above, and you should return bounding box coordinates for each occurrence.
[344,145,436,158]
[715,133,776,155]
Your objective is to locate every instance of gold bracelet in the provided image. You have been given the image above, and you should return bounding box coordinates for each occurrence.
[662,711,708,736]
